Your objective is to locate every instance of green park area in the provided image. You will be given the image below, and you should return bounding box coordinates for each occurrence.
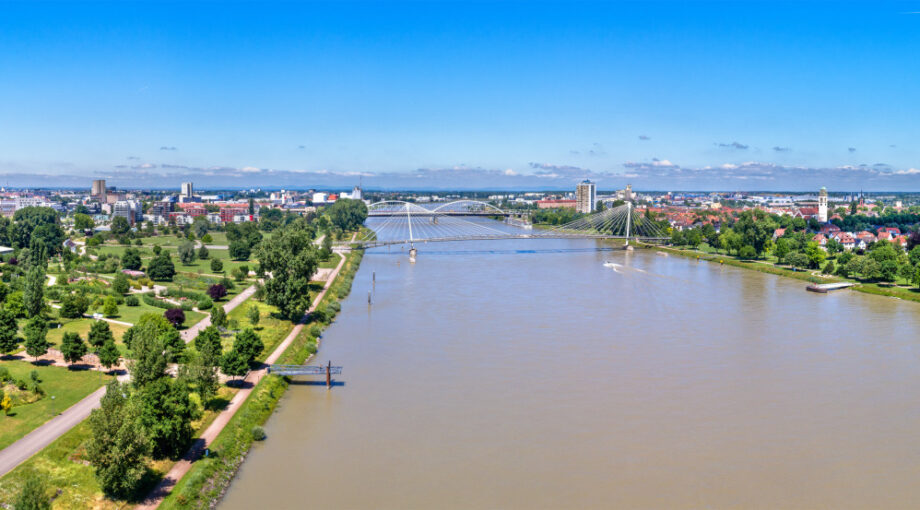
[0,360,111,450]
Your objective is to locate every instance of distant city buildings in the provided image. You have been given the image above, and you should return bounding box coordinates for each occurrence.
[181,182,194,198]
[575,180,596,214]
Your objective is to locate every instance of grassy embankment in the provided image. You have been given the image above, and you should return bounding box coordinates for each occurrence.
[160,248,363,510]
[654,242,920,304]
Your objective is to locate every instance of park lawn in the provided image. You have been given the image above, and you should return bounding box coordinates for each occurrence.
[106,301,206,329]
[317,252,342,269]
[226,299,295,362]
[0,360,112,450]
[44,318,130,349]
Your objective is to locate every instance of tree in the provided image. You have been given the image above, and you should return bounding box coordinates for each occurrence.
[804,241,827,269]
[194,326,222,358]
[247,305,260,326]
[192,217,210,238]
[228,240,251,261]
[74,213,95,231]
[181,349,219,403]
[164,308,185,328]
[147,252,176,281]
[207,283,227,301]
[738,245,757,259]
[825,238,843,257]
[233,328,263,364]
[210,258,223,273]
[220,348,248,382]
[161,325,186,363]
[121,247,142,270]
[23,265,45,318]
[178,241,196,265]
[127,315,169,388]
[60,332,88,364]
[786,252,809,269]
[12,207,60,251]
[110,216,131,235]
[326,198,369,231]
[210,305,227,329]
[136,377,200,459]
[88,320,115,348]
[774,237,791,263]
[0,307,20,354]
[320,234,333,260]
[23,316,50,358]
[102,296,119,318]
[198,244,209,260]
[822,260,836,275]
[96,340,120,370]
[113,272,130,294]
[258,226,320,320]
[5,292,25,319]
[59,293,89,319]
[86,381,151,500]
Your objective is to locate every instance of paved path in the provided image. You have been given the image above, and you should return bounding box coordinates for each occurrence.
[0,285,257,478]
[180,285,256,343]
[136,253,348,509]
[0,386,108,476]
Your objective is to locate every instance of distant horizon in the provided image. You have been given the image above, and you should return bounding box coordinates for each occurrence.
[3,1,920,190]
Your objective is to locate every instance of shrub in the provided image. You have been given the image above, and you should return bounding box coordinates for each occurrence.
[210,259,223,273]
[196,296,213,310]
[207,284,227,301]
[251,426,266,441]
[125,295,139,306]
[164,308,186,328]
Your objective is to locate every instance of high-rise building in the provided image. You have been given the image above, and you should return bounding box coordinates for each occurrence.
[181,182,194,198]
[576,180,596,214]
[351,186,362,201]
[818,187,828,222]
[91,179,107,201]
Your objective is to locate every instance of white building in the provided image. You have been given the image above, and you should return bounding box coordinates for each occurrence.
[312,192,328,204]
[818,187,828,223]
[181,182,194,198]
[575,180,596,214]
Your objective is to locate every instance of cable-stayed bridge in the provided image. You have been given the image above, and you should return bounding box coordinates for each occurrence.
[354,200,669,251]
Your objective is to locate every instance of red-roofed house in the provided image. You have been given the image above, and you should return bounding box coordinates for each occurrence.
[773,228,786,240]
[878,227,901,236]
[833,232,856,250]
[819,224,841,235]
[857,231,877,244]
[812,233,827,247]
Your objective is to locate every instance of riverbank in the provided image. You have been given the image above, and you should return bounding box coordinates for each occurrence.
[156,248,364,509]
[650,243,920,304]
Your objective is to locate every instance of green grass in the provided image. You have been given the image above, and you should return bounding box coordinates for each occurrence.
[0,360,112,450]
[101,300,206,329]
[226,299,295,362]
[44,318,130,348]
[317,252,342,269]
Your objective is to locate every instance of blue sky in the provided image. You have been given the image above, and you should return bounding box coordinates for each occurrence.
[2,1,920,190]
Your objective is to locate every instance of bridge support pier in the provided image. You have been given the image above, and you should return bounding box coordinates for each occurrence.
[409,247,417,262]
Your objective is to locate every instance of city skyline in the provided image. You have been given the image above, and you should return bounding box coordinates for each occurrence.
[3,1,920,190]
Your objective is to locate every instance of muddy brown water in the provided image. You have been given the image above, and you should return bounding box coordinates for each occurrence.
[220,239,920,509]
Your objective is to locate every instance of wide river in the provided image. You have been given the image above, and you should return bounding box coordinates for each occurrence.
[221,237,920,509]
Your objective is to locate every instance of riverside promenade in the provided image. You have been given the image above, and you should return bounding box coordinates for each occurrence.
[136,252,348,509]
